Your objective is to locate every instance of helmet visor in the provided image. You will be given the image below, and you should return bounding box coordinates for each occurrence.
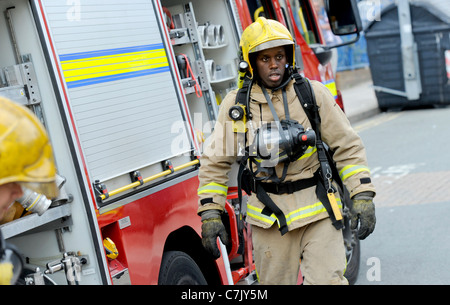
[249,39,294,54]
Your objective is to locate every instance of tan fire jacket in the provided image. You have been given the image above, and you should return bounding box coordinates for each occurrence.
[197,79,376,231]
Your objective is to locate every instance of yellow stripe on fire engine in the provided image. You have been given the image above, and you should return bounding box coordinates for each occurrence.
[61,50,168,81]
[59,44,170,89]
[323,79,338,99]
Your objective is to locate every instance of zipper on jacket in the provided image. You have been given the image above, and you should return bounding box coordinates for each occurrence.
[259,103,262,123]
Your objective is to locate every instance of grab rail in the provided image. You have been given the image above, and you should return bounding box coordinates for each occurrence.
[97,159,200,202]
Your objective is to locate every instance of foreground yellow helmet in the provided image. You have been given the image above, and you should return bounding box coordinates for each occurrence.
[240,17,295,77]
[0,97,58,198]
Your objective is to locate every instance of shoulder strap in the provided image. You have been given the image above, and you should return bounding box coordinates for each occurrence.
[291,73,320,134]
[234,76,253,120]
[235,76,252,205]
[292,73,344,230]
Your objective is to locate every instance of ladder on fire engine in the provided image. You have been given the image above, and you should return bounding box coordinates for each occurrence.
[169,2,218,123]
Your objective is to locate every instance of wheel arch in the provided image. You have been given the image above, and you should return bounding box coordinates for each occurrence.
[161,225,222,285]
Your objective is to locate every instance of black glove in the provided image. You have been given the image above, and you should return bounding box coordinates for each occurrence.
[200,209,229,259]
[351,192,376,240]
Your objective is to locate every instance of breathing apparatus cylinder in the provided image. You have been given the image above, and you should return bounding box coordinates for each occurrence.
[252,119,316,167]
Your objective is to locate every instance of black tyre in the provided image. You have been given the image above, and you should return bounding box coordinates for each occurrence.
[344,233,360,285]
[158,251,207,285]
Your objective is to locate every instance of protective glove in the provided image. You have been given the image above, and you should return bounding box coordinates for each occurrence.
[351,191,376,240]
[200,209,229,259]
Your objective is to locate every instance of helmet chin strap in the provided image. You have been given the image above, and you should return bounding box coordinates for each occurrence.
[267,64,294,92]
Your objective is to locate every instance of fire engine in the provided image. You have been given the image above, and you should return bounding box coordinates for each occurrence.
[0,0,362,285]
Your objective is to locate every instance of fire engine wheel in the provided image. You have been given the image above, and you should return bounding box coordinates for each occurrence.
[158,251,207,285]
[344,233,360,285]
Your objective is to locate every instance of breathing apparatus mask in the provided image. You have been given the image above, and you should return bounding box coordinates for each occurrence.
[16,187,52,216]
[251,119,315,168]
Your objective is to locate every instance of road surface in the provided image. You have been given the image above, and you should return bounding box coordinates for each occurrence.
[353,106,450,285]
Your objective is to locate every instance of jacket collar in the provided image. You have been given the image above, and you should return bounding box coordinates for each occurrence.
[250,79,296,104]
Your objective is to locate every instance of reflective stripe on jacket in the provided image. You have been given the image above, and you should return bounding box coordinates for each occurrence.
[247,198,342,228]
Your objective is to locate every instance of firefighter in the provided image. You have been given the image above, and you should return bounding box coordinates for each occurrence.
[197,17,376,285]
[0,97,58,284]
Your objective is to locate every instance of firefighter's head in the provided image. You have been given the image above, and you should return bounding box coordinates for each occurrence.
[240,17,295,87]
[0,97,58,219]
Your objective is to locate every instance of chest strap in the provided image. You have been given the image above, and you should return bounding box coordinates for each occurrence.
[257,171,319,195]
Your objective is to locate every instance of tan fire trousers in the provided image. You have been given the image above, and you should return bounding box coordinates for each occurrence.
[252,217,348,285]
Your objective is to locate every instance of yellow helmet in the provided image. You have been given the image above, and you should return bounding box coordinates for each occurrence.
[0,97,58,198]
[103,237,119,260]
[240,17,295,77]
